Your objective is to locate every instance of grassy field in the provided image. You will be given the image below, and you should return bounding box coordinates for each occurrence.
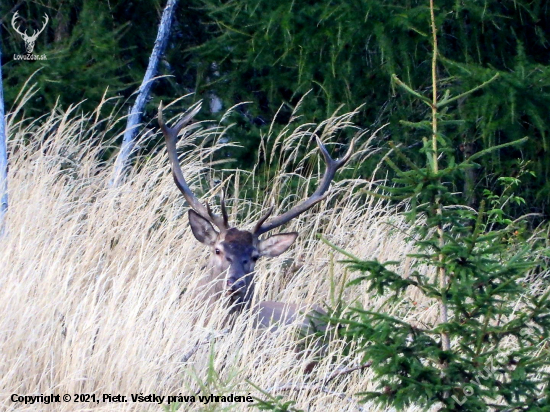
[1,98,436,411]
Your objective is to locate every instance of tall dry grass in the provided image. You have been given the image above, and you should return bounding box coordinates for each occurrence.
[0,97,433,411]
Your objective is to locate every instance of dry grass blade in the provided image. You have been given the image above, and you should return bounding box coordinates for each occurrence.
[1,101,427,412]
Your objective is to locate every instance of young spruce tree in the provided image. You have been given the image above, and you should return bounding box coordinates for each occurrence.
[325,1,550,411]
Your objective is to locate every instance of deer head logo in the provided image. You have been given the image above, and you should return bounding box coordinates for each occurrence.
[11,12,49,54]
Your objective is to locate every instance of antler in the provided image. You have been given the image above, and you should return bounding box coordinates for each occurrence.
[253,136,355,236]
[11,12,48,40]
[158,102,229,232]
[29,14,49,41]
[11,12,26,38]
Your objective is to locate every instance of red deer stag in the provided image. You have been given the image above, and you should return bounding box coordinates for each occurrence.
[158,103,354,331]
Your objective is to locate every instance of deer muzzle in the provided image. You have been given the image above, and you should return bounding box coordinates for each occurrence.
[225,272,254,308]
[226,278,244,295]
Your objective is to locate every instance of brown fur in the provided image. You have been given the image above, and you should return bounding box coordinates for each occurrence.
[223,228,254,245]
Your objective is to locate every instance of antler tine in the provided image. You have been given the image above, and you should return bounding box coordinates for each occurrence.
[158,102,228,232]
[11,12,25,36]
[206,188,229,229]
[219,188,229,228]
[254,136,356,236]
[253,206,274,235]
[34,14,49,37]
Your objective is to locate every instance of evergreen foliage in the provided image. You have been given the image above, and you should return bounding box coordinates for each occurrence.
[317,4,550,410]
[2,1,137,115]
[190,0,550,219]
[2,0,549,218]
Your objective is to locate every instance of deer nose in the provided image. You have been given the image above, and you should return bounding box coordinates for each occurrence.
[226,278,239,291]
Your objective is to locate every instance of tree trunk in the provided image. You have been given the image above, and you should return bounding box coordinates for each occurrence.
[110,0,179,187]
[0,32,8,236]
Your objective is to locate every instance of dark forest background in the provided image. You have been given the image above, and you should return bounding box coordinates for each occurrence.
[2,0,549,223]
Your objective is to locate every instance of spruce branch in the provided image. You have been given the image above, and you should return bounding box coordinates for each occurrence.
[436,73,500,109]
[465,137,529,163]
[391,74,433,107]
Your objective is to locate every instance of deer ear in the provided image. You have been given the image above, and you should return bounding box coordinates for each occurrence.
[188,209,218,246]
[258,232,298,257]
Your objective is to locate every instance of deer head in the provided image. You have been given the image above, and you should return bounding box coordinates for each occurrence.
[11,12,49,54]
[158,102,354,312]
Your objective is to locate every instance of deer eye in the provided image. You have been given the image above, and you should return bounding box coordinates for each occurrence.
[252,255,259,262]
[215,249,221,255]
